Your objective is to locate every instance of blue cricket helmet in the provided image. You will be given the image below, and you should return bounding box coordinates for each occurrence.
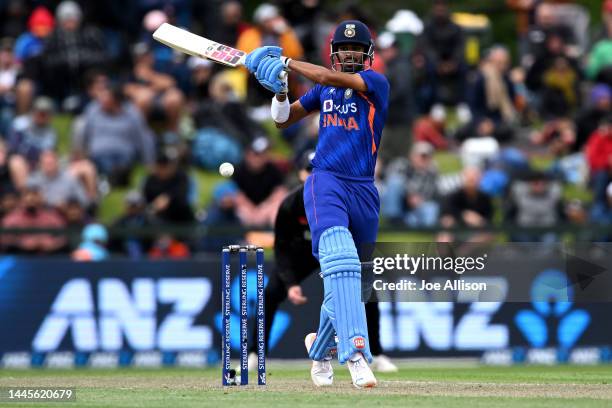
[330,20,374,72]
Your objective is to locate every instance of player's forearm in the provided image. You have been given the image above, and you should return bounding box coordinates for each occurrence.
[287,59,338,87]
[286,59,367,91]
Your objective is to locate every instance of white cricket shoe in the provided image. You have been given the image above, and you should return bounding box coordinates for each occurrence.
[247,352,258,372]
[371,354,399,373]
[305,333,334,387]
[347,353,377,388]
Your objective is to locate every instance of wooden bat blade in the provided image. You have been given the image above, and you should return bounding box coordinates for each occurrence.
[153,23,246,67]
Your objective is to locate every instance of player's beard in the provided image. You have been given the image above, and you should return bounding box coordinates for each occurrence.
[331,51,369,73]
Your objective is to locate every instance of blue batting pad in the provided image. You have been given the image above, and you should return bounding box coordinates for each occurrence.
[319,227,372,364]
[308,299,337,361]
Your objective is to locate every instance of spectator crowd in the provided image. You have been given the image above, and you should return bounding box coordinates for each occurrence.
[0,0,611,258]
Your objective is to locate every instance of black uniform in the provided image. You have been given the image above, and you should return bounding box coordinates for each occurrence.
[251,185,383,356]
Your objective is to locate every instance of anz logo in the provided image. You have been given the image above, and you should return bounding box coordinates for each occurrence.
[214,270,290,352]
[33,278,213,351]
[515,269,590,348]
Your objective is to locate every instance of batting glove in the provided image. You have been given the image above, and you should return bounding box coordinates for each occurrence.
[245,46,282,73]
[255,56,287,94]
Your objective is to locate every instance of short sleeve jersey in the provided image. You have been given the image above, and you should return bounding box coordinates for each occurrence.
[298,69,389,178]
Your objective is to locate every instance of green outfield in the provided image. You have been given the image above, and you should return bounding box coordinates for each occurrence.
[2,362,612,407]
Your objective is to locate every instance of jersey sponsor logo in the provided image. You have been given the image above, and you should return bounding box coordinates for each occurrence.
[323,100,333,112]
[322,101,358,114]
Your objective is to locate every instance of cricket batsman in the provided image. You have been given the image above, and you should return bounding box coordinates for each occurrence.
[245,20,389,388]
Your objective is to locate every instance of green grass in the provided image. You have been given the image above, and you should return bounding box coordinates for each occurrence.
[434,151,463,174]
[1,364,612,407]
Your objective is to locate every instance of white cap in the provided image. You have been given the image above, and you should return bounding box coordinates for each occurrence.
[385,10,423,35]
[253,3,279,24]
[56,0,82,22]
[376,32,396,49]
[430,104,446,122]
[607,182,612,197]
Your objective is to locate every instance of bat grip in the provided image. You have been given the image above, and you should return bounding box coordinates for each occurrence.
[279,71,288,81]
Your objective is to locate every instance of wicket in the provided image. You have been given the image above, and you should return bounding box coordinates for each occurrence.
[221,245,266,386]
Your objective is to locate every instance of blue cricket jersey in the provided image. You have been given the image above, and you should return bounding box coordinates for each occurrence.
[298,69,390,178]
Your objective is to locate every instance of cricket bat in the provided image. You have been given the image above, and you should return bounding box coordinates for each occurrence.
[153,23,287,81]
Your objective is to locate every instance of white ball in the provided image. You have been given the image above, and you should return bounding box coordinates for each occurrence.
[219,162,234,177]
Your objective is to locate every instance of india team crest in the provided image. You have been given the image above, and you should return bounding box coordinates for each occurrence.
[344,24,356,38]
[344,89,352,99]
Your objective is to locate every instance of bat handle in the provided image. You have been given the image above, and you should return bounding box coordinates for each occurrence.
[279,71,288,81]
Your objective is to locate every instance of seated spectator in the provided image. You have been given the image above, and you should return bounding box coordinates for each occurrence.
[28,150,89,209]
[381,142,439,227]
[204,181,240,226]
[506,171,564,242]
[199,181,242,251]
[460,119,500,169]
[585,115,612,205]
[2,180,67,253]
[232,137,287,227]
[193,72,267,148]
[410,45,438,114]
[72,223,109,261]
[526,31,581,119]
[236,3,303,105]
[14,6,54,64]
[574,84,611,152]
[592,0,612,44]
[73,83,155,185]
[0,185,18,219]
[8,96,57,170]
[149,234,190,259]
[468,45,517,126]
[587,1,612,87]
[7,96,98,199]
[531,118,576,156]
[377,32,415,163]
[61,197,90,229]
[0,140,23,194]
[0,38,18,135]
[438,167,494,243]
[110,190,151,259]
[417,0,466,106]
[524,3,578,64]
[40,1,109,103]
[206,0,249,48]
[187,57,214,101]
[412,105,448,150]
[124,42,185,133]
[591,182,612,241]
[143,152,194,224]
[506,0,539,56]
